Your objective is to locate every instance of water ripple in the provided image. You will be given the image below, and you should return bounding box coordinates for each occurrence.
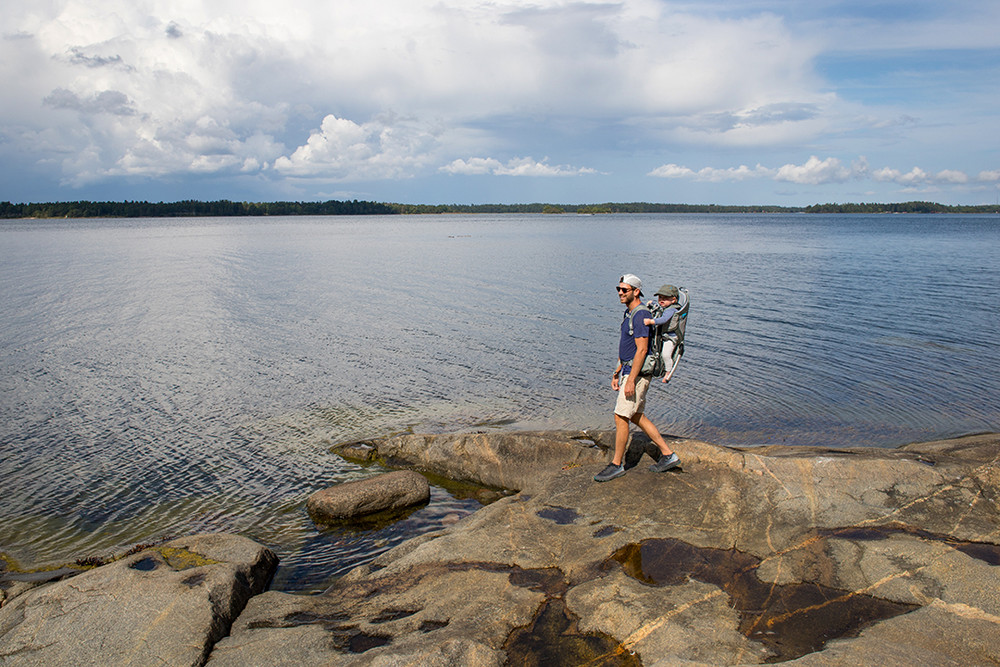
[1,214,998,587]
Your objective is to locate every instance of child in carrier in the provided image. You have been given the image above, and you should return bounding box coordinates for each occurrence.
[643,284,683,383]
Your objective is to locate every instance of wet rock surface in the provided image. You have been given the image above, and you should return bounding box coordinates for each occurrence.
[606,537,919,663]
[4,431,999,666]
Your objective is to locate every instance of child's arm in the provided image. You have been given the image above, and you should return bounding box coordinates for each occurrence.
[643,307,677,327]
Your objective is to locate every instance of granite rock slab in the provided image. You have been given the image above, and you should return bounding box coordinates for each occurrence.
[212,431,1000,666]
[5,431,999,666]
[0,533,277,667]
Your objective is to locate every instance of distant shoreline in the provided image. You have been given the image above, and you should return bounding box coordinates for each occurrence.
[3,199,1000,219]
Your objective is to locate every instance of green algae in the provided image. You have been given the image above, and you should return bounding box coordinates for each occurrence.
[1,548,87,578]
[0,493,240,573]
[0,551,20,573]
[157,546,220,571]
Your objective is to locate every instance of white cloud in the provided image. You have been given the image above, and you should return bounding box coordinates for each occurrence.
[873,166,975,186]
[934,169,969,184]
[273,114,443,180]
[189,154,242,173]
[648,155,990,190]
[0,0,997,203]
[775,156,854,185]
[647,164,696,179]
[648,156,859,184]
[442,156,596,177]
[0,0,834,188]
[647,163,773,181]
[873,166,925,185]
[440,158,502,175]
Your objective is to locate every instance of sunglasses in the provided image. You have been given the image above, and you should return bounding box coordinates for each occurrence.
[616,286,633,293]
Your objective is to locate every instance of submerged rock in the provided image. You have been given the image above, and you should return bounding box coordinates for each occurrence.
[307,470,431,524]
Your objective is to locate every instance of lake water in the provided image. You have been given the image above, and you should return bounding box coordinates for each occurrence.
[2,213,998,591]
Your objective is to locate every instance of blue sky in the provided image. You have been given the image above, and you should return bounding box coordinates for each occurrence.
[2,0,998,206]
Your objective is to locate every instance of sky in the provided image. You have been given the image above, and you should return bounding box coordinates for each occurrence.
[2,0,999,206]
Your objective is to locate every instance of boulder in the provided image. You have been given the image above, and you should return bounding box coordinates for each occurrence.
[307,470,430,524]
[332,430,613,492]
[0,533,277,667]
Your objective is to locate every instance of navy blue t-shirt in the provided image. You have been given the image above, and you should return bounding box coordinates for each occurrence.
[619,305,651,374]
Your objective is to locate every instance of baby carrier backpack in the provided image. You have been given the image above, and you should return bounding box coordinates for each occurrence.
[627,287,689,382]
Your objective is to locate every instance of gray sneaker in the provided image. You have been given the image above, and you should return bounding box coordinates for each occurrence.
[649,452,680,473]
[594,463,625,482]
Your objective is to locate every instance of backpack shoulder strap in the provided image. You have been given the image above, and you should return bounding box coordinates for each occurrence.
[625,303,649,337]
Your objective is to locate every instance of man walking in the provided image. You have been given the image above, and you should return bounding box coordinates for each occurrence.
[594,274,681,482]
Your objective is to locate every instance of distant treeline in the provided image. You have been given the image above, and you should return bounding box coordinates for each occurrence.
[390,202,799,214]
[2,199,998,219]
[396,201,999,214]
[0,199,395,219]
[803,201,999,214]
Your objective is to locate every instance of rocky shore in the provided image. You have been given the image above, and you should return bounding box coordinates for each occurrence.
[2,430,999,665]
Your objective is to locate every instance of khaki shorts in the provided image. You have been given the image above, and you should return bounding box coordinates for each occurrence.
[615,374,651,418]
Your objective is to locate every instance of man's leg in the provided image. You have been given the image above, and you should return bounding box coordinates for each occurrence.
[610,377,641,466]
[595,411,632,482]
[631,413,674,457]
[632,412,681,472]
[613,413,631,465]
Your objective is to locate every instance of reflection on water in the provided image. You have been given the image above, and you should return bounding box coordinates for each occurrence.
[1,214,998,588]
